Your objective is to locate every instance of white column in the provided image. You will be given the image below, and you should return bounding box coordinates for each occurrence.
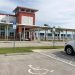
[44,30,45,40]
[59,32,61,40]
[7,25,8,40]
[29,31,30,40]
[65,30,67,41]
[57,32,59,40]
[52,32,54,40]
[7,14,9,41]
[0,26,1,39]
[46,30,48,40]
[44,29,46,40]
[74,32,75,40]
[0,27,1,36]
[63,31,65,42]
[37,29,40,41]
[30,30,32,41]
[33,29,36,41]
[5,26,7,40]
[19,32,21,41]
[23,26,25,41]
[72,31,73,40]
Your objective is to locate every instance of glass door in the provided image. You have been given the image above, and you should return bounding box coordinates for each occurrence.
[25,32,29,40]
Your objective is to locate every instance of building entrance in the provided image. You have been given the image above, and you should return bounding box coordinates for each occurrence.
[21,28,31,41]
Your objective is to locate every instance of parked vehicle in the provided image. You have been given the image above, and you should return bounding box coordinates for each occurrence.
[64,41,75,55]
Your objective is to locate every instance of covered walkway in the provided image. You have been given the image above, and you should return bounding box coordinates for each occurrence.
[0,23,75,41]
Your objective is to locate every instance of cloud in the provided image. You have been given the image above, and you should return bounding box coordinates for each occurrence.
[0,0,18,13]
[0,0,75,29]
[34,0,75,28]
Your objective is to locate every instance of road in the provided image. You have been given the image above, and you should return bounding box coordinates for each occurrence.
[0,49,75,75]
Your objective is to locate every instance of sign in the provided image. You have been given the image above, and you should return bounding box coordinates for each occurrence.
[28,65,49,75]
[13,24,16,29]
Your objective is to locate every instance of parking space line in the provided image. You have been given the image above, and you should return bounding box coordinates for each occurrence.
[38,52,75,67]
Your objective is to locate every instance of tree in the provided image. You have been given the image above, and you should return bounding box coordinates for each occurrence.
[44,24,49,27]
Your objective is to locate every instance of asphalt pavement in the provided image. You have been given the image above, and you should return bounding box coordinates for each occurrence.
[0,49,75,75]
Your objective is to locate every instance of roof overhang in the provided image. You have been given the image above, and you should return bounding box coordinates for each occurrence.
[13,6,38,12]
[0,22,13,25]
[17,24,75,32]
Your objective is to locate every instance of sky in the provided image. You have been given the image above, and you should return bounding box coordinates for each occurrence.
[0,0,75,29]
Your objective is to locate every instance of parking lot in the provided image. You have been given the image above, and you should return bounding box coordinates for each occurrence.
[0,49,75,75]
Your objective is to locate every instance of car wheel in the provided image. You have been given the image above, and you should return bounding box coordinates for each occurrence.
[65,46,74,55]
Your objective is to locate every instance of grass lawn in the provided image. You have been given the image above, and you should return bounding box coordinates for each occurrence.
[0,46,64,54]
[27,46,64,49]
[41,40,65,42]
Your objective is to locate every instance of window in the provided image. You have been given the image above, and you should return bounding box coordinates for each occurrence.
[31,10,34,13]
[26,9,30,13]
[0,26,5,30]
[40,33,44,35]
[22,16,33,25]
[48,34,52,36]
[1,32,5,36]
[10,21,14,23]
[21,9,25,12]
[10,32,14,37]
[29,17,33,25]
[1,20,6,22]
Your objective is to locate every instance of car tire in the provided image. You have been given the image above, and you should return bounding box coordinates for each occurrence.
[65,45,74,55]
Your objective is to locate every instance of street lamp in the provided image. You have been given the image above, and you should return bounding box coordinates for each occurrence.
[52,26,56,48]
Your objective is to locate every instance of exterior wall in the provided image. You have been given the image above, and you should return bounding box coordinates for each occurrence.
[0,14,16,24]
[16,12,35,25]
[16,13,21,24]
[0,14,16,39]
[16,12,35,35]
[0,7,36,40]
[0,25,14,39]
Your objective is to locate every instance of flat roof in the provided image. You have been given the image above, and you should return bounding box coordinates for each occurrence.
[13,6,38,12]
[0,13,15,17]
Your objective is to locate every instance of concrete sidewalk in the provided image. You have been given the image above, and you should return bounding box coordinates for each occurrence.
[0,41,65,48]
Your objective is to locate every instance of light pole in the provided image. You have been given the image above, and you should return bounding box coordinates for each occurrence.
[52,26,55,48]
[13,23,16,48]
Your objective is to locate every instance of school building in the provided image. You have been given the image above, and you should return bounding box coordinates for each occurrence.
[0,6,75,41]
[0,6,39,41]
